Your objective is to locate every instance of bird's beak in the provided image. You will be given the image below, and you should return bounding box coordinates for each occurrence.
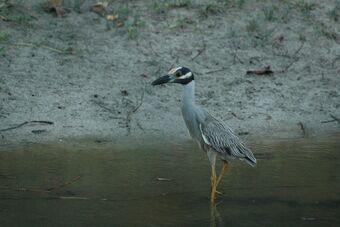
[151,75,173,86]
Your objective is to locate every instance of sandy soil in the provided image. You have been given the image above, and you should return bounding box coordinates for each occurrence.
[0,0,339,145]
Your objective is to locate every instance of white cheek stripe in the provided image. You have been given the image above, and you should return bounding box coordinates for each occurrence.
[169,67,182,74]
[179,72,192,79]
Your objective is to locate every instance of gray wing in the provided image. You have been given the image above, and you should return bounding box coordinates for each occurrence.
[198,111,257,166]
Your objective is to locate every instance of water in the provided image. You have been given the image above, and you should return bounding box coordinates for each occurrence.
[0,134,339,226]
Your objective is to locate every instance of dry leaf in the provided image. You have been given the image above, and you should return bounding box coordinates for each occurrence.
[246,66,273,75]
[50,0,65,17]
[107,14,118,21]
[90,2,108,15]
[51,0,62,7]
[117,21,124,27]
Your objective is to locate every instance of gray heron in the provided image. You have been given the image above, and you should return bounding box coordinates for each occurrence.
[151,66,256,203]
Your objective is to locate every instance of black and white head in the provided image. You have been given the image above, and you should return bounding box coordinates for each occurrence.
[151,66,194,86]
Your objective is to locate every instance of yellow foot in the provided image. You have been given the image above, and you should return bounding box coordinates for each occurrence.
[215,190,223,196]
[210,186,223,203]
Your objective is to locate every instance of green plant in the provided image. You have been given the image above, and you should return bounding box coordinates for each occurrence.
[117,3,129,21]
[295,0,317,16]
[328,1,340,22]
[316,25,337,40]
[263,5,276,21]
[168,0,191,8]
[203,2,223,15]
[107,2,144,39]
[0,0,9,9]
[153,0,191,13]
[0,31,9,42]
[246,19,259,33]
[0,0,10,19]
[298,33,306,42]
[152,1,166,13]
[73,0,86,12]
[0,1,34,24]
[219,0,245,8]
[235,0,245,8]
[169,16,194,29]
[125,15,145,39]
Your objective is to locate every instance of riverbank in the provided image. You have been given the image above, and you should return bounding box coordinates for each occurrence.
[1,0,339,145]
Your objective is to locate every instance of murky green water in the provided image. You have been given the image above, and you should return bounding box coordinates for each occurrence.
[0,134,340,226]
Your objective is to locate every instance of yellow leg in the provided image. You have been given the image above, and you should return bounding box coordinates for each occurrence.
[216,160,229,187]
[210,165,217,204]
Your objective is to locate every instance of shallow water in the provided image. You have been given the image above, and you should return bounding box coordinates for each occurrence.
[0,134,340,226]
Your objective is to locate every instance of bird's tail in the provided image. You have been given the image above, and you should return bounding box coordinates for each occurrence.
[244,150,257,167]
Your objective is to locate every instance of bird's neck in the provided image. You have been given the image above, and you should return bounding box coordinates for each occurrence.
[182,81,195,107]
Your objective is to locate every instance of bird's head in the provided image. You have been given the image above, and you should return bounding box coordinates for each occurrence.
[151,66,194,86]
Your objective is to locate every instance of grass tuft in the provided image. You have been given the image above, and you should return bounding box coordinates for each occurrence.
[169,16,194,29]
[153,0,191,13]
[263,5,276,21]
[221,0,245,8]
[294,0,317,16]
[328,1,340,22]
[246,19,259,33]
[125,15,145,39]
[0,31,9,42]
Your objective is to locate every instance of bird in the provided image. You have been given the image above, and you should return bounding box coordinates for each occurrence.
[151,66,256,204]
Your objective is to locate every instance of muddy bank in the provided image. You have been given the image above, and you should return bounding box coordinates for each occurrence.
[0,0,339,145]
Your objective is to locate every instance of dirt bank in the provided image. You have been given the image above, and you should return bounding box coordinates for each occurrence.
[1,0,339,145]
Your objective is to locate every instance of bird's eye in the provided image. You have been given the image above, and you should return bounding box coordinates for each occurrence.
[175,72,181,78]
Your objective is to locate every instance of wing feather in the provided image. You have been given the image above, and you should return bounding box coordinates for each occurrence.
[199,112,256,166]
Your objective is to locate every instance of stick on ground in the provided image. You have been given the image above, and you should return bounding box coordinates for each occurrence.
[247,66,273,75]
[0,121,54,132]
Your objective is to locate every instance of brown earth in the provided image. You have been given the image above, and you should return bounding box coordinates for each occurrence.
[0,0,339,145]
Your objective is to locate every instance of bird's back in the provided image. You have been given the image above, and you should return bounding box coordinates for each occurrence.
[200,110,256,166]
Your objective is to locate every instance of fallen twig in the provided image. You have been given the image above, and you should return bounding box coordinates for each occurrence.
[92,100,116,114]
[247,66,273,75]
[231,112,244,120]
[330,114,340,124]
[191,42,206,61]
[230,38,244,64]
[46,175,82,191]
[233,51,244,64]
[204,67,228,75]
[91,99,125,120]
[0,15,8,21]
[321,119,337,124]
[321,114,340,124]
[297,122,306,135]
[11,42,73,54]
[281,41,305,73]
[136,120,145,133]
[125,80,146,134]
[292,41,305,57]
[149,42,161,57]
[0,121,53,132]
[129,90,144,115]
